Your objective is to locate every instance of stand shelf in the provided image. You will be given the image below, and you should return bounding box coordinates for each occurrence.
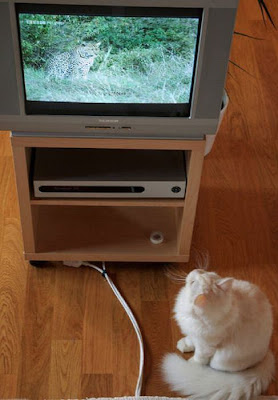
[11,135,205,263]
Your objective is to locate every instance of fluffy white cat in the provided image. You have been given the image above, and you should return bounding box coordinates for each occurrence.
[162,269,275,399]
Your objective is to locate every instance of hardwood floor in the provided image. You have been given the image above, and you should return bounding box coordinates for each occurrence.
[0,0,278,397]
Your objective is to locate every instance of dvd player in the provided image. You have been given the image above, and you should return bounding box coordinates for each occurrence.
[33,148,186,198]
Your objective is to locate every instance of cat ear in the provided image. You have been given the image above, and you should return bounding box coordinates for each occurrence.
[194,294,207,308]
[195,269,205,274]
[217,278,233,292]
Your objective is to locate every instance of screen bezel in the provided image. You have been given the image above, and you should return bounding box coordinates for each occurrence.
[16,3,202,117]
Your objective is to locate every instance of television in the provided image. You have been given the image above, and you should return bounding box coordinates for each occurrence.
[0,0,238,139]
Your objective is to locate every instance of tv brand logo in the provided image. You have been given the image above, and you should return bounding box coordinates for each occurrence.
[99,119,119,123]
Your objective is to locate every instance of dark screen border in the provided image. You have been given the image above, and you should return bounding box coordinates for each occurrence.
[16,3,202,117]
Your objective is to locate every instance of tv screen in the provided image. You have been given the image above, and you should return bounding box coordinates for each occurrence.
[16,4,202,117]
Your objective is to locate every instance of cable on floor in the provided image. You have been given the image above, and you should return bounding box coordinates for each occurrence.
[63,260,144,397]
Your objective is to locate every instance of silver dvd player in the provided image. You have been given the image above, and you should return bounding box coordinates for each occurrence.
[33,149,186,198]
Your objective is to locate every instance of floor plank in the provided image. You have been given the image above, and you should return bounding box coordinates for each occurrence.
[49,340,82,399]
[17,267,55,400]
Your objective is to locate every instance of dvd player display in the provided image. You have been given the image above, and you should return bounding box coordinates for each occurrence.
[33,148,186,199]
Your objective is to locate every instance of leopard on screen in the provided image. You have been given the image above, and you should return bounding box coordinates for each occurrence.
[46,42,101,80]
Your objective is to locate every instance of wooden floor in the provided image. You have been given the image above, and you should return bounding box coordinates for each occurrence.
[0,0,278,397]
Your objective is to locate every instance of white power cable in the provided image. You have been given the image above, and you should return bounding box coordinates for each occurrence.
[63,260,144,397]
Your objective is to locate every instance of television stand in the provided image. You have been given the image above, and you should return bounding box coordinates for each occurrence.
[11,134,205,263]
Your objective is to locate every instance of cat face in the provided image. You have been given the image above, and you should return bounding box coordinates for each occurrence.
[185,269,233,312]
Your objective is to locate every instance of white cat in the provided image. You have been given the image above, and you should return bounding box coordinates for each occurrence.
[162,269,275,399]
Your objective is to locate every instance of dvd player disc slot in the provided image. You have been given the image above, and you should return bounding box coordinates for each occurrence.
[38,185,145,193]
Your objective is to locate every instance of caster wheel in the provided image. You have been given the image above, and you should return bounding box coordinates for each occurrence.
[162,262,173,268]
[29,260,48,268]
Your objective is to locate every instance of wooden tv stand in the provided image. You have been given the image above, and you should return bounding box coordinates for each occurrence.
[11,134,205,263]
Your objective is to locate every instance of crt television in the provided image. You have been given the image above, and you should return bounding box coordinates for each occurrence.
[0,0,238,139]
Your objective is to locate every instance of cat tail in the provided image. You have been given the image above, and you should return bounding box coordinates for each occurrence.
[162,351,275,400]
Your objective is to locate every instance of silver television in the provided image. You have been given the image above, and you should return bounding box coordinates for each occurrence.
[0,0,238,139]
